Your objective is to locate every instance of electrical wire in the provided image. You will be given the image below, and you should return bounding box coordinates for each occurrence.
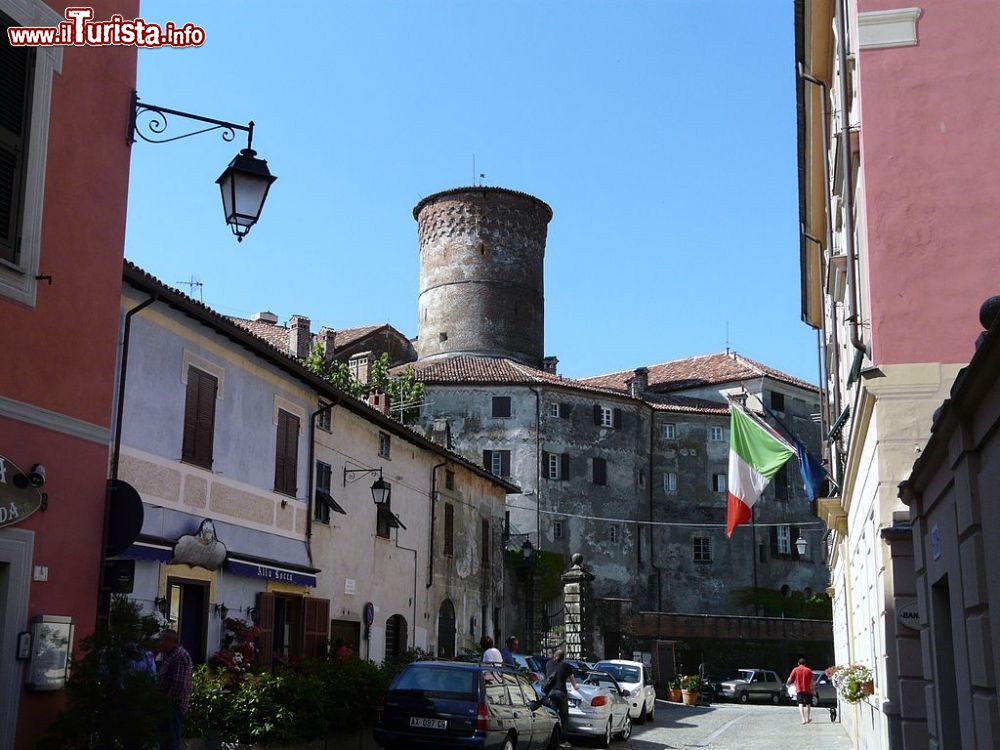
[502,501,824,529]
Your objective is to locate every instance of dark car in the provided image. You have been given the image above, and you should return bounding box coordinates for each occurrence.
[374,660,562,750]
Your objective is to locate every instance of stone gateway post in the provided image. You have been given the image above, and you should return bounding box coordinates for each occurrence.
[562,553,595,660]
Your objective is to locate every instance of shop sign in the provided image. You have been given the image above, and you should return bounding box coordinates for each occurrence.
[0,455,43,528]
[897,600,923,631]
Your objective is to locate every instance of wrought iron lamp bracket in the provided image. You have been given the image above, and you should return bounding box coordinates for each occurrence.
[128,89,254,149]
[343,466,383,487]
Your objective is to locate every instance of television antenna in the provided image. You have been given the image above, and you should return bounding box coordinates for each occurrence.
[176,275,204,301]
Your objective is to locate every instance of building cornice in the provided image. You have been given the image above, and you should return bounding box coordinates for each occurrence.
[858,8,921,50]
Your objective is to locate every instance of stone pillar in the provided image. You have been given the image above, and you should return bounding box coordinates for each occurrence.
[562,553,595,660]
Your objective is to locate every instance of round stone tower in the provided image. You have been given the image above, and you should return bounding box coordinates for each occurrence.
[414,187,552,367]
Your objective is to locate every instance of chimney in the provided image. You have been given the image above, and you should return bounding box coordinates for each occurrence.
[288,315,311,359]
[318,327,336,359]
[542,356,559,374]
[628,367,649,398]
[430,417,452,449]
[252,310,278,324]
[349,352,372,384]
[368,390,391,416]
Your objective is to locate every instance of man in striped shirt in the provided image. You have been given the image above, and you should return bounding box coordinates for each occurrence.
[157,629,193,750]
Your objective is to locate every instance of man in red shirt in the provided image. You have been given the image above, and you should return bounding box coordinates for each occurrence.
[787,658,815,724]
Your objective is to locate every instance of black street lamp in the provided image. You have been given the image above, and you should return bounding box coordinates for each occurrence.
[128,90,277,242]
[371,475,391,507]
[795,534,808,557]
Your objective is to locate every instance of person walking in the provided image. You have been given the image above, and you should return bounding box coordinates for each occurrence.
[157,629,193,750]
[787,658,815,725]
[544,650,577,747]
[500,636,520,667]
[481,635,503,665]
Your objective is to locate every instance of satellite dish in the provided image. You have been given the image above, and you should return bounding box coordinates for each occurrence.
[106,479,144,557]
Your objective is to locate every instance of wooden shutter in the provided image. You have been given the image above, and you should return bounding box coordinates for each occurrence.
[256,592,275,670]
[560,453,570,481]
[559,403,571,419]
[770,527,780,557]
[500,451,511,477]
[275,410,299,495]
[593,457,607,486]
[613,408,623,429]
[483,450,491,471]
[0,16,32,265]
[791,526,801,560]
[182,368,217,469]
[444,503,455,556]
[541,451,550,478]
[481,519,490,569]
[593,405,602,425]
[302,597,331,660]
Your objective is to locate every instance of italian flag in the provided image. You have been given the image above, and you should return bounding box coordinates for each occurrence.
[727,407,795,537]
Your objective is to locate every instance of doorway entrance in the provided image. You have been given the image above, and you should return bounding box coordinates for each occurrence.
[0,528,33,750]
[438,599,456,658]
[166,578,209,663]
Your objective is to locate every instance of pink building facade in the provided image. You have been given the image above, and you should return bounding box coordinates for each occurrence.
[797,1,1000,748]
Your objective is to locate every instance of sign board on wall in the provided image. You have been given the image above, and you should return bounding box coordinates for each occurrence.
[897,600,923,631]
[0,455,43,528]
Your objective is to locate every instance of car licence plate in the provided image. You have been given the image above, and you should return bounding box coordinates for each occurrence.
[409,717,448,730]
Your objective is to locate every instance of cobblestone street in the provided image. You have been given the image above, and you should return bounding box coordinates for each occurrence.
[617,700,851,749]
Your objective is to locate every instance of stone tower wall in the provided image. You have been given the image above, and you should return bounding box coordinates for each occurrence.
[414,187,552,367]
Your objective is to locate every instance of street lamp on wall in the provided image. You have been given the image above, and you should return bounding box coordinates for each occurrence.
[795,534,808,557]
[521,538,534,561]
[371,476,391,507]
[128,90,277,242]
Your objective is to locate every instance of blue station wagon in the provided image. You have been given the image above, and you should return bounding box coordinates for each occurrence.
[374,661,562,750]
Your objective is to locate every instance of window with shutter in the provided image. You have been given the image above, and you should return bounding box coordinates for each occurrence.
[593,404,603,425]
[181,367,217,469]
[592,457,607,486]
[444,503,454,556]
[256,592,276,670]
[613,408,622,429]
[302,597,331,660]
[0,13,33,266]
[559,403,571,419]
[314,461,332,523]
[481,518,489,569]
[560,453,570,481]
[775,465,789,501]
[492,396,512,418]
[274,410,299,496]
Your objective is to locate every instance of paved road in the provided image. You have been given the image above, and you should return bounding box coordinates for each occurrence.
[613,699,851,749]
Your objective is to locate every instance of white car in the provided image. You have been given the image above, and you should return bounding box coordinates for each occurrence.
[592,660,657,722]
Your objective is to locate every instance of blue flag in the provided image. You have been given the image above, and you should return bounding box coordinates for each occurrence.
[794,438,827,501]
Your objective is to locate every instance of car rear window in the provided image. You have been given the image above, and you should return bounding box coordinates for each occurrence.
[594,663,640,683]
[392,666,479,700]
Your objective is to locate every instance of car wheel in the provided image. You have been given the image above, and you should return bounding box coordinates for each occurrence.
[546,724,561,750]
[617,713,632,741]
[597,718,612,749]
[812,694,820,708]
[648,698,655,721]
[771,692,781,705]
[738,691,750,704]
[636,701,646,724]
[503,734,515,750]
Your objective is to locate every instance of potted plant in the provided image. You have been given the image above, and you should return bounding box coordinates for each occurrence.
[829,664,874,703]
[667,676,683,702]
[680,674,703,706]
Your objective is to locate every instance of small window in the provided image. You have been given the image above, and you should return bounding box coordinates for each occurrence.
[492,396,512,418]
[378,431,391,459]
[663,472,677,492]
[592,457,607,486]
[548,403,560,418]
[608,525,618,543]
[317,402,332,431]
[713,473,727,493]
[444,503,454,556]
[445,469,455,490]
[600,406,614,428]
[710,426,724,442]
[483,450,511,478]
[661,424,676,440]
[777,525,791,555]
[553,520,563,540]
[770,392,785,412]
[314,461,332,524]
[693,536,712,563]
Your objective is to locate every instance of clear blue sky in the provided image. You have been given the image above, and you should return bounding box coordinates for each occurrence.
[125,0,816,383]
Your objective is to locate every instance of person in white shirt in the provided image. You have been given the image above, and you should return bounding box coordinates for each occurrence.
[481,635,503,664]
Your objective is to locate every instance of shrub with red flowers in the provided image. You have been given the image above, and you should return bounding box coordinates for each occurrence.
[207,617,261,678]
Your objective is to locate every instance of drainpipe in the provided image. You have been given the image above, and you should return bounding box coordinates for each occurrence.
[647,408,663,612]
[836,0,866,355]
[528,387,542,547]
[306,399,339,567]
[395,533,419,648]
[101,291,157,626]
[427,461,446,589]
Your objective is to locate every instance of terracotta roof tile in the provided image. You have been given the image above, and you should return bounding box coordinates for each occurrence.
[229,317,291,352]
[333,324,390,350]
[580,352,817,394]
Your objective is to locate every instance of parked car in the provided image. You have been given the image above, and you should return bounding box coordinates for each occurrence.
[592,660,657,722]
[565,659,594,674]
[374,660,562,750]
[785,669,837,707]
[717,669,785,704]
[566,669,633,747]
[511,654,548,688]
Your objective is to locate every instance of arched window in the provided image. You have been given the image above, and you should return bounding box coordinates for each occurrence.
[385,614,408,661]
[438,599,456,658]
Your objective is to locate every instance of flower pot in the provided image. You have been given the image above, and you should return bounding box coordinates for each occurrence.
[668,688,683,702]
[862,680,874,696]
[682,689,700,706]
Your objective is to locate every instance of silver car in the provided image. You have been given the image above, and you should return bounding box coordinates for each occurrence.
[718,669,785,704]
[592,660,657,722]
[786,669,837,707]
[566,670,632,747]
